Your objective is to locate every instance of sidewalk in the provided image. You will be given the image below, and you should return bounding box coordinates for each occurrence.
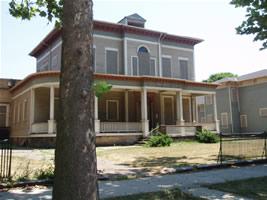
[1,164,267,200]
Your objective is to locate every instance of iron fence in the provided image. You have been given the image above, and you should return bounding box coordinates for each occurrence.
[218,132,267,164]
[0,139,12,181]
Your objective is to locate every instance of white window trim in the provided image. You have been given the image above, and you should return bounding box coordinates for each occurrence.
[150,57,157,76]
[0,104,9,127]
[178,57,189,61]
[240,114,248,128]
[106,100,119,121]
[160,95,174,124]
[259,108,267,117]
[105,48,119,74]
[221,112,229,128]
[131,56,139,76]
[161,55,172,78]
[137,45,151,53]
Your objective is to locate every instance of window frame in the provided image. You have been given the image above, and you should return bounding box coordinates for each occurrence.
[131,56,139,76]
[0,104,9,127]
[105,47,119,74]
[221,112,229,129]
[150,57,157,76]
[161,55,172,78]
[240,114,248,128]
[106,100,119,121]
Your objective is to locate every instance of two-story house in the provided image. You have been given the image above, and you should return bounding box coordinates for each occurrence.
[1,14,219,147]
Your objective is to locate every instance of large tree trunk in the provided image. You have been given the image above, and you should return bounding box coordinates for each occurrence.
[53,0,98,199]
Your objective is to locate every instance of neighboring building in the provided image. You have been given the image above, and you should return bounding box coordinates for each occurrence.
[216,69,267,133]
[1,14,219,147]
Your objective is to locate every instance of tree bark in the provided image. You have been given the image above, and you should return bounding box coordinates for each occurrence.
[53,0,98,199]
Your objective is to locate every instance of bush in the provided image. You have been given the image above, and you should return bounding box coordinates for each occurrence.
[34,165,54,180]
[146,133,173,147]
[196,129,219,143]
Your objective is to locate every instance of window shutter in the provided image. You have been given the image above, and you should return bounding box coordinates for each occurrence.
[150,59,156,76]
[162,57,171,77]
[180,60,188,79]
[240,115,248,128]
[106,50,118,74]
[221,113,228,128]
[132,57,138,75]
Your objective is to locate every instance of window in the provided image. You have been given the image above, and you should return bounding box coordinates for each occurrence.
[0,105,8,127]
[106,49,118,74]
[23,100,28,121]
[259,108,267,117]
[51,55,58,69]
[162,57,172,77]
[240,115,248,128]
[206,114,213,123]
[150,58,156,76]
[131,56,138,76]
[205,95,213,105]
[39,60,49,71]
[17,103,20,123]
[221,113,229,128]
[106,100,119,121]
[13,104,16,124]
[138,46,150,75]
[92,46,96,72]
[179,59,188,79]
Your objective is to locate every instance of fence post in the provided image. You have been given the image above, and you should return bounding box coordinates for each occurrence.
[217,132,223,165]
[264,131,267,160]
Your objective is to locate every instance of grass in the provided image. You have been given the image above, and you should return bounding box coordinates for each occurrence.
[97,140,219,175]
[209,176,267,200]
[103,188,204,200]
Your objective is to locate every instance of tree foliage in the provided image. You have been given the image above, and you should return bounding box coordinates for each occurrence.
[93,81,112,98]
[203,72,238,83]
[231,0,267,50]
[9,0,62,25]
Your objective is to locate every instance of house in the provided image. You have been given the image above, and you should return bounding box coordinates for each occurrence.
[216,69,267,133]
[1,14,219,147]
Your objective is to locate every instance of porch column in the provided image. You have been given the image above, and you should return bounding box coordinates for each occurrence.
[192,96,197,123]
[94,96,100,134]
[125,90,129,122]
[48,86,55,134]
[176,91,184,125]
[141,88,149,137]
[29,88,35,134]
[213,93,220,133]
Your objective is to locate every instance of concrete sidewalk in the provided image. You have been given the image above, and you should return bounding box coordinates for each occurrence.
[1,164,267,200]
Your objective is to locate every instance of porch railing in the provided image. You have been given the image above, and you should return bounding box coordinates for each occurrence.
[100,122,142,133]
[160,125,202,137]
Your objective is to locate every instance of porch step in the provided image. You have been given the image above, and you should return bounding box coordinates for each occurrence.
[136,138,150,145]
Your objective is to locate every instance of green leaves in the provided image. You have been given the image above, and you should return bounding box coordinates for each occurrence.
[93,81,112,98]
[9,0,63,26]
[203,72,238,83]
[230,0,267,50]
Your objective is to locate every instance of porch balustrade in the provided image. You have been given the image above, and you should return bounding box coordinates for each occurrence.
[100,122,142,133]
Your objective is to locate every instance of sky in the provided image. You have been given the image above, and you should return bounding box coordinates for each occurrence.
[1,0,267,81]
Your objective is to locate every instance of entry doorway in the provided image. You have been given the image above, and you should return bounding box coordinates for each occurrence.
[182,97,192,123]
[162,96,175,125]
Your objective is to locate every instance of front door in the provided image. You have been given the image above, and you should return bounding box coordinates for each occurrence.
[163,96,174,125]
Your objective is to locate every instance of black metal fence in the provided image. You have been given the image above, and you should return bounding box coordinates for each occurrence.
[0,139,12,181]
[218,132,267,164]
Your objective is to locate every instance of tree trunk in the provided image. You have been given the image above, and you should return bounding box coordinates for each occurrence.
[53,0,98,199]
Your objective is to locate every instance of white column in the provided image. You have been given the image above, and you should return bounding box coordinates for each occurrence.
[192,96,197,123]
[125,91,129,122]
[141,88,149,137]
[176,91,184,125]
[94,96,100,134]
[213,93,220,133]
[48,86,55,134]
[29,88,35,134]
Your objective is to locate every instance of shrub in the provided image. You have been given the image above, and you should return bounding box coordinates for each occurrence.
[146,133,173,147]
[196,129,219,143]
[34,165,54,180]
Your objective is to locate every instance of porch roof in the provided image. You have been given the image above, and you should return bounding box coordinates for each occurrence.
[10,71,219,93]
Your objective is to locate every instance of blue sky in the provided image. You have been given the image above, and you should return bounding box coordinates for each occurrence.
[1,0,267,81]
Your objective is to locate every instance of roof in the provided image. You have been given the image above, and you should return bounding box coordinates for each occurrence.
[10,71,218,93]
[29,19,203,57]
[118,13,146,23]
[216,69,267,84]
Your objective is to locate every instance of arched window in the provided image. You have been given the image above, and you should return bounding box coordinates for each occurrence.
[138,46,150,75]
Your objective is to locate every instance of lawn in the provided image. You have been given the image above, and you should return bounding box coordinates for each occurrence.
[9,140,219,180]
[209,176,267,200]
[103,188,204,200]
[97,140,219,176]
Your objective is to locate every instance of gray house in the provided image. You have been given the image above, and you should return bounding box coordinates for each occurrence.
[1,13,220,147]
[216,69,267,133]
